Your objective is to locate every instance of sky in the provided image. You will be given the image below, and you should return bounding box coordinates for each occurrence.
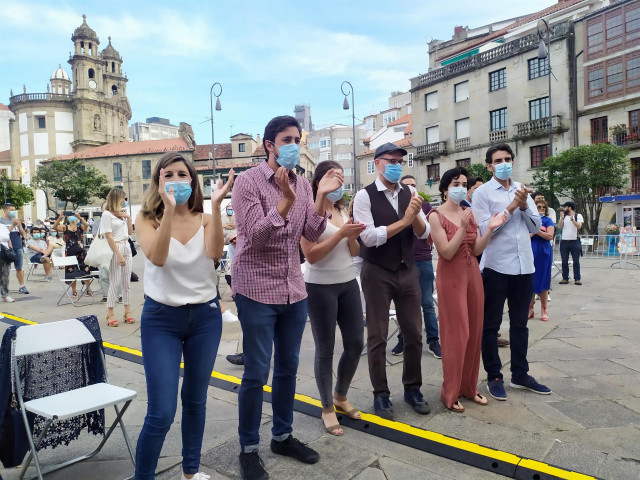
[0,0,557,145]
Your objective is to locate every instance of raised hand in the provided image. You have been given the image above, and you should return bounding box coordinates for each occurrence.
[317,168,344,195]
[404,191,423,224]
[460,208,473,229]
[158,168,177,212]
[339,219,366,239]
[488,211,507,230]
[275,166,296,201]
[514,183,532,209]
[212,169,235,205]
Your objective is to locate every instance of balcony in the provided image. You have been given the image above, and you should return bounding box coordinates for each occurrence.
[454,137,470,149]
[611,126,640,148]
[9,92,73,106]
[489,129,508,143]
[416,141,447,158]
[513,115,564,140]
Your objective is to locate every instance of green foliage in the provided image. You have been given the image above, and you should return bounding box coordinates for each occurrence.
[467,163,492,183]
[417,191,432,202]
[532,143,630,234]
[1,172,35,208]
[32,158,110,214]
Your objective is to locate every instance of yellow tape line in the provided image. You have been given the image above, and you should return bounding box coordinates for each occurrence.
[0,311,598,478]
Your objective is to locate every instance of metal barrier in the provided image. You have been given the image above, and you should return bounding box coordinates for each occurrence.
[552,234,640,268]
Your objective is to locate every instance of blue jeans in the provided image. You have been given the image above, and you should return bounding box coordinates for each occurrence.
[560,239,581,281]
[235,294,307,450]
[398,260,439,344]
[12,247,24,270]
[135,296,222,479]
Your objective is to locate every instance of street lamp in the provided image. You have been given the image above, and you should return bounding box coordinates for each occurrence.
[210,82,222,181]
[537,18,552,156]
[341,81,358,192]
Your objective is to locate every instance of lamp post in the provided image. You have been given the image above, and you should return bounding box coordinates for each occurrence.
[537,18,552,156]
[341,81,357,192]
[210,82,222,182]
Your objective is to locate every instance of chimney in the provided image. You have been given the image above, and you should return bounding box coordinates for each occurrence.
[454,26,464,36]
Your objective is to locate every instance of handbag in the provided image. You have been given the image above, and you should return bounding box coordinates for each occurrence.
[85,234,113,269]
[0,394,34,468]
[128,238,137,257]
[0,244,17,264]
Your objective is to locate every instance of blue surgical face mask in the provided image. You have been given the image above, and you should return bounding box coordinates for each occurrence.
[50,231,57,237]
[8,211,17,219]
[448,186,468,204]
[33,233,42,239]
[383,164,403,184]
[68,216,78,223]
[165,181,192,205]
[226,209,233,216]
[274,142,300,171]
[122,201,128,208]
[326,186,344,202]
[494,162,512,181]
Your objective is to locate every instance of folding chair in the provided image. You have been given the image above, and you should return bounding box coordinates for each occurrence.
[26,250,47,283]
[11,318,137,480]
[51,255,99,306]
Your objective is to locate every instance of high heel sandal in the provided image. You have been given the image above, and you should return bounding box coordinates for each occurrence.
[333,398,361,420]
[123,313,135,324]
[540,297,549,322]
[528,298,535,319]
[107,314,119,327]
[321,411,343,436]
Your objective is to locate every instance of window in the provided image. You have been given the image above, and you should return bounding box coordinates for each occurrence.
[607,62,624,93]
[456,158,471,168]
[590,116,608,143]
[528,57,550,80]
[588,67,605,97]
[587,20,604,56]
[529,97,549,120]
[343,168,354,176]
[36,116,46,129]
[238,143,246,152]
[143,183,149,193]
[88,68,95,79]
[455,118,470,139]
[319,152,331,161]
[490,108,507,131]
[426,126,440,144]
[628,55,640,88]
[334,137,353,146]
[113,162,122,182]
[425,91,438,111]
[530,145,550,168]
[344,183,354,191]
[629,109,640,135]
[627,6,640,42]
[383,111,397,126]
[365,117,376,132]
[111,85,118,96]
[336,153,353,161]
[454,81,469,102]
[489,68,506,91]
[367,160,375,174]
[319,137,330,148]
[142,160,151,180]
[407,153,414,168]
[427,163,440,180]
[112,61,116,73]
[606,13,623,51]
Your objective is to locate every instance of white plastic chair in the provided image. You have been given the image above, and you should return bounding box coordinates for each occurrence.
[11,318,137,480]
[26,250,47,283]
[51,255,98,306]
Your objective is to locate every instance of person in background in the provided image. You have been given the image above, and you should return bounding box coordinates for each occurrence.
[460,177,484,208]
[224,232,245,366]
[533,192,556,224]
[530,199,555,322]
[47,226,66,257]
[94,202,110,302]
[0,221,15,302]
[101,189,134,327]
[55,211,94,298]
[301,160,365,436]
[391,175,441,360]
[557,201,584,286]
[222,202,236,241]
[134,152,233,480]
[26,226,54,280]
[0,204,28,295]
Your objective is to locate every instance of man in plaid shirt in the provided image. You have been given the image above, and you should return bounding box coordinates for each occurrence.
[231,116,343,480]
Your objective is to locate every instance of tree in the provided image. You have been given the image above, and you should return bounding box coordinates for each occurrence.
[1,172,35,208]
[32,158,111,214]
[467,163,492,183]
[532,143,630,234]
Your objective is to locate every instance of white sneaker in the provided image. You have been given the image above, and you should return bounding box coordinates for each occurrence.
[222,310,239,323]
[180,473,211,480]
[3,296,15,303]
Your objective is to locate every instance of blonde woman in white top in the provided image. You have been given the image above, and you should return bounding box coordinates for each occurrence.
[301,161,366,436]
[102,188,134,327]
[134,153,233,480]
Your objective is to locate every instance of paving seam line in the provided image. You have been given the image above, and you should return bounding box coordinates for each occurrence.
[1,312,601,480]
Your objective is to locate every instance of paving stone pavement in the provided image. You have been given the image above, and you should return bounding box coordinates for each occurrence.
[1,255,639,479]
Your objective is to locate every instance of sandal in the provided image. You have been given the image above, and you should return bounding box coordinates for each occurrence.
[321,411,343,436]
[447,401,465,413]
[466,394,489,406]
[123,314,135,325]
[107,315,119,327]
[333,398,361,420]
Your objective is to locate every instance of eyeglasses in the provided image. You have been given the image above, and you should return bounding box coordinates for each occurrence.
[537,206,545,211]
[378,157,404,165]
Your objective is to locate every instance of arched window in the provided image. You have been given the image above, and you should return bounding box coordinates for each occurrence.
[80,41,85,54]
[111,62,115,73]
[75,68,78,87]
[88,42,92,54]
[111,85,118,96]
[88,68,95,79]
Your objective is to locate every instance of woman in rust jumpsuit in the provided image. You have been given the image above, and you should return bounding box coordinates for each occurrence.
[428,167,506,412]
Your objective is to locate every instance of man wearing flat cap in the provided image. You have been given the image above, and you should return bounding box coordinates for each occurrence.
[557,201,583,285]
[353,142,431,420]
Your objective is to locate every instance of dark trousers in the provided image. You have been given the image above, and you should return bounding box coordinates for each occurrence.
[481,268,533,381]
[398,259,438,344]
[361,261,423,396]
[560,239,581,281]
[235,294,307,448]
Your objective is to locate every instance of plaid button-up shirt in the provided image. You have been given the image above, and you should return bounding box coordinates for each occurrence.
[231,161,328,304]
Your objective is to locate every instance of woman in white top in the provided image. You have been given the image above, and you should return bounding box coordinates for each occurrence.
[0,222,14,302]
[134,153,233,480]
[301,161,366,436]
[102,189,134,327]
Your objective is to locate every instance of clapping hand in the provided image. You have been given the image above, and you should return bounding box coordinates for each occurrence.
[317,168,344,195]
[158,168,177,212]
[404,190,424,224]
[212,169,235,206]
[488,211,507,230]
[514,183,533,210]
[275,166,296,201]
[339,219,366,240]
[460,208,474,229]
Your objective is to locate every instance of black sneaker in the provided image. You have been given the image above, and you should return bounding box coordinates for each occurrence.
[239,451,268,480]
[271,435,319,464]
[373,394,394,420]
[100,297,108,303]
[404,388,430,415]
[510,375,552,395]
[487,377,507,401]
[226,353,245,366]
[428,341,442,359]
[391,337,404,356]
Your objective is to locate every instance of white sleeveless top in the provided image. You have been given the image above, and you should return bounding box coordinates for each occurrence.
[304,211,356,285]
[144,216,218,306]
